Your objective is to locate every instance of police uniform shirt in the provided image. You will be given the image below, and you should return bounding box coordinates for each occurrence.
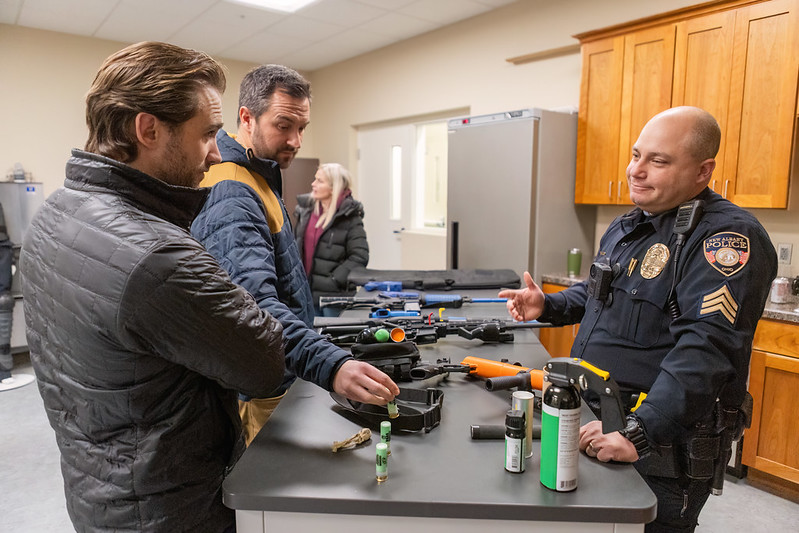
[541,187,776,446]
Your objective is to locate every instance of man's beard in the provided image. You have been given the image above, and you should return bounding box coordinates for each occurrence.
[155,132,203,188]
[251,126,295,169]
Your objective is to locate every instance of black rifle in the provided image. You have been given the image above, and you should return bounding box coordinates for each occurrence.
[314,315,551,346]
[319,292,506,313]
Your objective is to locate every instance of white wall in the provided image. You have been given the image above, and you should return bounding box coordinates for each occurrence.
[2,0,799,275]
[0,24,259,197]
[304,0,799,276]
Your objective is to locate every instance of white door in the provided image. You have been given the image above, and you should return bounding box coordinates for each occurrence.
[357,124,414,270]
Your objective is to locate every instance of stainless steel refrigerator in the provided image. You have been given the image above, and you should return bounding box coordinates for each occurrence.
[0,181,45,352]
[446,108,596,283]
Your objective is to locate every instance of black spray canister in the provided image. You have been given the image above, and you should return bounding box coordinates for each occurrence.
[504,409,526,473]
[540,381,580,491]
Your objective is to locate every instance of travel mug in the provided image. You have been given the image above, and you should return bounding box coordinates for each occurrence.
[567,248,582,277]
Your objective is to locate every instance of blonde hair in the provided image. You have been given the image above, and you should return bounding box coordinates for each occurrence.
[314,163,351,229]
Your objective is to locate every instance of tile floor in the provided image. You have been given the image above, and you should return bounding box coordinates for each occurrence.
[2,352,798,532]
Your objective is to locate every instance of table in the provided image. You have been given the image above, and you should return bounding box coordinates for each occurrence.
[223,293,656,532]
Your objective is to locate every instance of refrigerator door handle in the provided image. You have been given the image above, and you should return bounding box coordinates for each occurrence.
[450,221,459,269]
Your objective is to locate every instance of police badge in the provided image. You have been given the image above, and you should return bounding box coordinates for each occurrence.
[704,232,750,276]
[640,243,670,279]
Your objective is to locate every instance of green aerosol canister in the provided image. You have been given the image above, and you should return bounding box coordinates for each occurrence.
[540,377,581,492]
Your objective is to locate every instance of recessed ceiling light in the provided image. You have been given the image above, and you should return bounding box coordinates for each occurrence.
[224,0,319,13]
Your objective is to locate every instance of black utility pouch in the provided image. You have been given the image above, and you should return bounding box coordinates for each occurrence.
[350,341,420,381]
[680,435,720,480]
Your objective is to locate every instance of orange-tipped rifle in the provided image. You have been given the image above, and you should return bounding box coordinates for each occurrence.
[460,356,545,391]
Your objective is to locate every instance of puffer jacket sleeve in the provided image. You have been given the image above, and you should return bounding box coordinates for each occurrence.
[118,239,286,399]
[192,180,351,391]
[330,210,369,289]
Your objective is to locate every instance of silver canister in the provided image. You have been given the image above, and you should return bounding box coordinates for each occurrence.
[771,277,791,303]
[511,390,535,458]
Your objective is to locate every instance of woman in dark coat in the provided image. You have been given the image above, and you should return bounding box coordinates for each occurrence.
[295,163,369,315]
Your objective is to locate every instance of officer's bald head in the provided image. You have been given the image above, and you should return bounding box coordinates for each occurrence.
[652,106,720,163]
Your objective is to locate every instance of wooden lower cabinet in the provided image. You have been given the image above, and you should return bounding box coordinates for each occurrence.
[742,319,799,491]
[538,283,579,357]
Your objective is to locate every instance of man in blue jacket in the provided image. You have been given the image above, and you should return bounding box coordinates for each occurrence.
[192,64,398,444]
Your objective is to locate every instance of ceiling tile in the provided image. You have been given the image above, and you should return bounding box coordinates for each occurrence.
[94,0,217,43]
[298,0,385,27]
[0,0,23,24]
[168,1,286,54]
[399,0,491,25]
[219,27,311,64]
[16,0,117,35]
[5,0,517,71]
[474,0,517,7]
[359,11,436,39]
[353,0,415,9]
[263,14,344,40]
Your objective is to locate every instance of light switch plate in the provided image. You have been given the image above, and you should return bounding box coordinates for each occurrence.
[777,243,792,265]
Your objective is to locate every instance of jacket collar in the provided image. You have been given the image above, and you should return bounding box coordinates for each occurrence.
[216,129,283,197]
[65,149,210,229]
[620,187,714,235]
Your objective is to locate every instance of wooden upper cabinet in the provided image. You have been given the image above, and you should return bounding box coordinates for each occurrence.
[575,26,675,205]
[724,0,799,207]
[575,0,799,208]
[617,25,677,204]
[575,36,624,204]
[672,10,736,195]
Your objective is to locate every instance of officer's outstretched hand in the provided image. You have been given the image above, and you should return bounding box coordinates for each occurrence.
[333,359,400,406]
[579,420,639,463]
[498,271,545,322]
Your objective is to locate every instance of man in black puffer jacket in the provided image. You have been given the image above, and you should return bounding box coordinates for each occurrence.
[21,42,285,533]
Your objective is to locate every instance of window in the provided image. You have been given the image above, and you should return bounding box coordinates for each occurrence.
[414,121,448,230]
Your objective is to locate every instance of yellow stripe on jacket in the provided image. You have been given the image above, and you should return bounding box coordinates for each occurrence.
[201,162,284,234]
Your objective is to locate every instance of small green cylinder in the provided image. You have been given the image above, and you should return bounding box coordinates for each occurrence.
[376,442,388,482]
[380,420,391,455]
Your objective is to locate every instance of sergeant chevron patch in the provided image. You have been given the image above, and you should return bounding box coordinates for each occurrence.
[699,285,739,325]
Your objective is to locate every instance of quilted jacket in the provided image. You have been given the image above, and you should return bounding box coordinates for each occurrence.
[192,131,352,395]
[21,150,285,532]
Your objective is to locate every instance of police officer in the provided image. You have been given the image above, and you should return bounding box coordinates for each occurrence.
[499,106,777,532]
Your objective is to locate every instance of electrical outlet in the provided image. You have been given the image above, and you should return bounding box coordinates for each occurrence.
[777,243,793,265]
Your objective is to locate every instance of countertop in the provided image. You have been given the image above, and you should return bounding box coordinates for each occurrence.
[541,274,799,325]
[222,292,657,525]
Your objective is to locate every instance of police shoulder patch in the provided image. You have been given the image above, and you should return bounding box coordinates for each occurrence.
[703,232,750,277]
[699,284,739,325]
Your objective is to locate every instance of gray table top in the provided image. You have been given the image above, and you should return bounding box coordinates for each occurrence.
[223,294,656,524]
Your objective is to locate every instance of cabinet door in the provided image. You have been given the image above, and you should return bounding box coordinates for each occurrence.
[538,283,579,357]
[575,36,624,204]
[724,0,799,208]
[743,349,799,483]
[617,25,676,204]
[672,11,736,195]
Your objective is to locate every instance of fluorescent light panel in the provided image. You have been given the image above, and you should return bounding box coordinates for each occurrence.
[224,0,318,13]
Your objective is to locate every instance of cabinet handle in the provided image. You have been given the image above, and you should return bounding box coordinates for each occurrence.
[723,180,729,198]
[618,180,623,201]
[711,179,716,192]
[608,181,613,199]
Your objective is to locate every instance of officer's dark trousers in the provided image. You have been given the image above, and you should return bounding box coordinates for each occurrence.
[636,465,712,533]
